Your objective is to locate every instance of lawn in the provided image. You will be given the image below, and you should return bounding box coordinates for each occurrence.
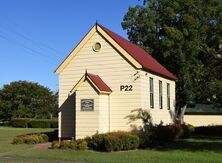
[0,127,221,163]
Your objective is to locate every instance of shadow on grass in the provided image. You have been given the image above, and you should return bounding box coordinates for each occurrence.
[40,130,222,154]
[155,137,222,154]
[190,135,222,141]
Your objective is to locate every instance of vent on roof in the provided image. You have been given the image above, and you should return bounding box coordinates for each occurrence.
[93,42,101,52]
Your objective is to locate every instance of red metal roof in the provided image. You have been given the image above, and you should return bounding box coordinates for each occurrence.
[87,73,112,93]
[98,24,177,80]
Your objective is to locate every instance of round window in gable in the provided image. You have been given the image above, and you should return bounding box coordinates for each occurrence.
[93,42,101,52]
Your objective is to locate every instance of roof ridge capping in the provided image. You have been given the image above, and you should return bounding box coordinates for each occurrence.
[97,24,177,80]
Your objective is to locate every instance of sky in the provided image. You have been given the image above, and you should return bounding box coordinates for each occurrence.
[0,0,141,92]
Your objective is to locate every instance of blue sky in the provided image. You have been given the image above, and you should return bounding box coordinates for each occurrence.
[0,0,140,92]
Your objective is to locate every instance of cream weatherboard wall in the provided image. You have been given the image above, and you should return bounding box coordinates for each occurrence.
[75,80,100,139]
[59,31,142,138]
[58,30,176,139]
[98,94,109,133]
[139,71,175,125]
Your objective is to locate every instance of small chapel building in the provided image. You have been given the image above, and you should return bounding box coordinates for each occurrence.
[55,23,177,140]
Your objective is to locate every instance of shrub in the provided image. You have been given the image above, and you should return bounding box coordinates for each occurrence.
[70,141,78,150]
[172,124,184,138]
[10,118,29,128]
[0,121,10,126]
[52,139,88,150]
[50,120,58,128]
[86,133,107,151]
[12,137,24,144]
[181,124,195,138]
[28,119,51,128]
[85,131,139,152]
[151,125,177,144]
[138,131,153,148]
[12,133,49,144]
[194,125,222,136]
[138,124,195,148]
[104,133,122,152]
[51,141,60,149]
[121,133,139,150]
[76,139,88,150]
[60,140,71,149]
[29,120,50,128]
[138,124,180,147]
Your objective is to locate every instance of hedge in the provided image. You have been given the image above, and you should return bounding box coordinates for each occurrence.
[10,118,30,128]
[194,125,222,136]
[12,133,49,144]
[9,118,58,128]
[51,139,88,150]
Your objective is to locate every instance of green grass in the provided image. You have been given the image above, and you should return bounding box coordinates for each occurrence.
[0,127,52,154]
[0,127,222,163]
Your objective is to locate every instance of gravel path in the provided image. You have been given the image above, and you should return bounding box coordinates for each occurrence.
[32,142,52,149]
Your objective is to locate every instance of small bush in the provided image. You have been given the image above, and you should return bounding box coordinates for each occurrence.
[172,124,184,138]
[104,133,122,152]
[151,125,177,144]
[138,125,181,148]
[70,141,77,150]
[51,141,60,149]
[194,125,222,136]
[52,139,88,150]
[76,139,88,150]
[181,124,195,138]
[121,133,139,150]
[12,133,49,144]
[138,131,153,148]
[87,132,140,152]
[60,140,71,149]
[12,137,24,144]
[86,133,107,151]
[10,118,29,128]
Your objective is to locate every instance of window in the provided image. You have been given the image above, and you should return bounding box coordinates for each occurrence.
[167,83,170,110]
[159,81,163,109]
[81,99,94,111]
[150,78,154,108]
[93,42,101,52]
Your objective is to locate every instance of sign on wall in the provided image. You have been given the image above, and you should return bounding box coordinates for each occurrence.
[81,99,94,111]
[120,85,133,91]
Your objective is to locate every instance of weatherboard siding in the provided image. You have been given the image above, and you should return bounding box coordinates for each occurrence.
[75,81,99,139]
[140,71,175,125]
[99,95,109,133]
[59,31,141,138]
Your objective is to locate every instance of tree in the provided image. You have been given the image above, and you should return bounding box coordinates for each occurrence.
[122,0,222,123]
[0,81,58,120]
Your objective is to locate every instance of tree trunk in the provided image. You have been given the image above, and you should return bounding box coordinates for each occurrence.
[177,105,187,124]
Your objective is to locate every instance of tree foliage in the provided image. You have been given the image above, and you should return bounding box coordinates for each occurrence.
[122,0,222,109]
[0,81,58,120]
